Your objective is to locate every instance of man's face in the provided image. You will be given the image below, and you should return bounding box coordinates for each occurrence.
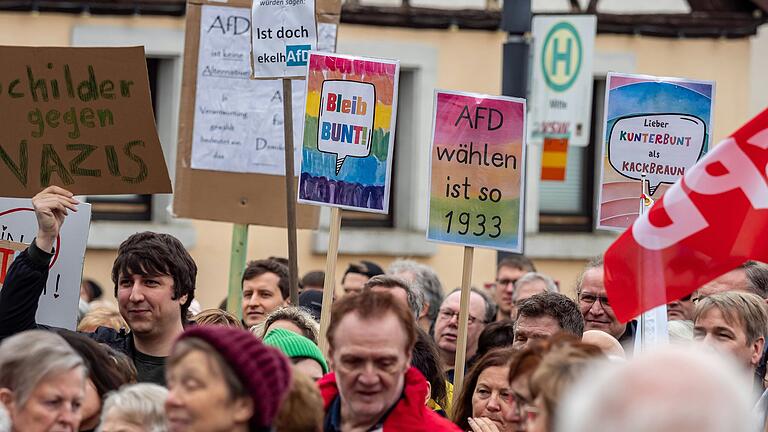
[578,267,626,339]
[342,273,369,297]
[495,266,526,317]
[512,314,562,350]
[117,273,185,337]
[693,269,750,301]
[510,280,548,319]
[328,311,411,426]
[433,291,488,363]
[242,272,287,328]
[667,294,695,321]
[694,307,764,369]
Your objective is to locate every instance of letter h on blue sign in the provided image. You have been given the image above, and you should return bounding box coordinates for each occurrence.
[286,44,311,67]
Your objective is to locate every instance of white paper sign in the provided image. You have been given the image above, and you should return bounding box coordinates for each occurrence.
[0,199,91,330]
[191,5,335,175]
[251,0,317,78]
[529,15,596,147]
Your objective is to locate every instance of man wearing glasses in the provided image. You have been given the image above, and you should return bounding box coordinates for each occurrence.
[494,255,536,321]
[432,288,495,383]
[576,256,636,351]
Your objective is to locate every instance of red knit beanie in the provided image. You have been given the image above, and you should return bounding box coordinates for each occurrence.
[176,326,292,429]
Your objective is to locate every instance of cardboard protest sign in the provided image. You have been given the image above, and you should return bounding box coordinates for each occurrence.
[0,199,91,330]
[250,0,317,78]
[426,91,526,252]
[174,0,339,227]
[297,52,400,214]
[529,15,596,147]
[0,46,172,198]
[597,72,714,230]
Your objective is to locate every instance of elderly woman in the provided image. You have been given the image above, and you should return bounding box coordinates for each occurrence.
[165,326,292,432]
[98,383,168,432]
[0,330,87,432]
[452,348,517,432]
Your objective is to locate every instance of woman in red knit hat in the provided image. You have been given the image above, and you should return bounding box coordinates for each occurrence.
[165,326,293,432]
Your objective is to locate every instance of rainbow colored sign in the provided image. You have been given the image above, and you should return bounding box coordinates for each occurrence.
[427,90,527,252]
[298,52,399,214]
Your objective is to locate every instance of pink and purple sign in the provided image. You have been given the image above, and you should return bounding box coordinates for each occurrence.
[427,90,526,252]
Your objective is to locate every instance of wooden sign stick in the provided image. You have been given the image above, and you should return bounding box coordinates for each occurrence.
[318,207,342,359]
[226,223,249,319]
[452,245,475,405]
[282,78,301,306]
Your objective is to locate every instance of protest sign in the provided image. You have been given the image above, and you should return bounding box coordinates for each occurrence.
[174,0,339,227]
[0,199,91,330]
[250,0,317,79]
[427,91,527,253]
[597,72,715,230]
[605,108,768,322]
[297,52,400,214]
[0,46,171,198]
[529,15,596,147]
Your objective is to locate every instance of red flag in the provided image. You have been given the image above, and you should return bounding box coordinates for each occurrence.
[605,108,768,322]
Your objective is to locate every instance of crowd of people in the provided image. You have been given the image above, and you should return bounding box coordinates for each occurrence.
[2,187,768,431]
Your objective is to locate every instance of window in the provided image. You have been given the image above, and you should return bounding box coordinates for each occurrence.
[538,78,605,232]
[87,58,159,221]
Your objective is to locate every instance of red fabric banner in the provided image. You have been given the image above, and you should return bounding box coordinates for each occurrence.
[605,108,768,322]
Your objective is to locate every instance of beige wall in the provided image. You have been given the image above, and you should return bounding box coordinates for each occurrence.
[0,11,756,309]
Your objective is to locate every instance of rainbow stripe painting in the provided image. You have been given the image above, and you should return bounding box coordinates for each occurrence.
[297,52,400,214]
[427,90,527,252]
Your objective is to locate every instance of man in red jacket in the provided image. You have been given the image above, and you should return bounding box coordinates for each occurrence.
[319,290,460,431]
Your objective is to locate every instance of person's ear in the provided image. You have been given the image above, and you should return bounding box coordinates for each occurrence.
[419,303,430,320]
[232,396,255,424]
[178,293,188,306]
[0,388,16,413]
[424,381,432,405]
[751,337,765,367]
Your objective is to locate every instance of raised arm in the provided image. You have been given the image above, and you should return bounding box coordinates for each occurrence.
[0,187,78,340]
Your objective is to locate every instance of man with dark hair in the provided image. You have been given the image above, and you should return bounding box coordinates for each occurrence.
[495,254,536,321]
[341,260,384,296]
[241,259,289,328]
[300,270,325,293]
[319,290,459,431]
[512,292,584,349]
[0,186,197,385]
[363,274,424,319]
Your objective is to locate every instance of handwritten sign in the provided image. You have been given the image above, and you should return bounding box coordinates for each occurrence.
[427,90,527,252]
[0,46,172,197]
[298,52,400,214]
[597,73,715,230]
[0,199,91,330]
[607,113,707,195]
[250,0,317,78]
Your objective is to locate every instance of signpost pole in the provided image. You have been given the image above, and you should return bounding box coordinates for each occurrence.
[452,245,475,406]
[227,223,249,319]
[318,207,342,358]
[282,78,301,306]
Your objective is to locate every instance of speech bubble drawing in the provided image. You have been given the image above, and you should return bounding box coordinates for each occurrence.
[317,80,376,175]
[607,113,706,195]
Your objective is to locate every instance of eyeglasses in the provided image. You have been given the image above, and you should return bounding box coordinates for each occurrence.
[578,292,611,308]
[496,278,518,287]
[437,309,483,325]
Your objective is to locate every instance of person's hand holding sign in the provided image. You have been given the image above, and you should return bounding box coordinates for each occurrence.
[32,186,79,253]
